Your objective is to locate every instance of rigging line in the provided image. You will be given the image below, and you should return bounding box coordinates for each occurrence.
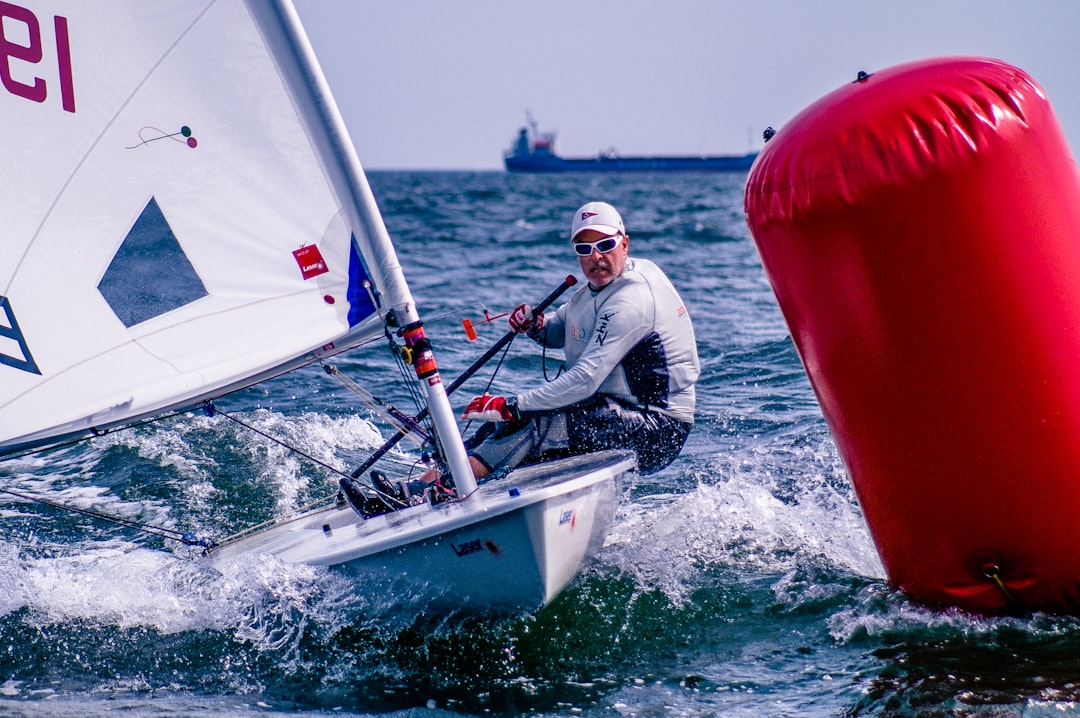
[203,402,354,482]
[460,337,515,436]
[422,302,490,326]
[362,277,430,425]
[481,334,515,394]
[389,333,429,425]
[1,330,388,462]
[211,492,346,547]
[204,401,408,508]
[356,273,507,336]
[202,402,407,507]
[0,486,215,548]
[321,362,431,444]
[362,279,387,334]
[346,277,578,480]
[0,407,193,462]
[541,338,566,382]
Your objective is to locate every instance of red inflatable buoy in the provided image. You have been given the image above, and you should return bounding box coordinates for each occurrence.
[745,56,1080,612]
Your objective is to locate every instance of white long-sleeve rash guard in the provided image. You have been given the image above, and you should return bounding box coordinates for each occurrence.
[516,258,700,423]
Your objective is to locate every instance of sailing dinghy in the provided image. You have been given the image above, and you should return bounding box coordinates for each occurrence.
[0,0,635,612]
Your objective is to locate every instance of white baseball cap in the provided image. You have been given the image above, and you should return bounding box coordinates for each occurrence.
[571,201,625,241]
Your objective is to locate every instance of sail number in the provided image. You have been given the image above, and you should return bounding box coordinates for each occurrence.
[0,2,75,113]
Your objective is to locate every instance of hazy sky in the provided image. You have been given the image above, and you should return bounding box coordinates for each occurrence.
[292,1,1080,170]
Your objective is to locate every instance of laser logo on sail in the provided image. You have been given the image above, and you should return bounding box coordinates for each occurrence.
[293,245,329,279]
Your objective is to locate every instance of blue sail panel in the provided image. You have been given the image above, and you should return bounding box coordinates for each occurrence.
[347,237,377,327]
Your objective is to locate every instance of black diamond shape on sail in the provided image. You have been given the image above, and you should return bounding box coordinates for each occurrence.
[98,197,208,328]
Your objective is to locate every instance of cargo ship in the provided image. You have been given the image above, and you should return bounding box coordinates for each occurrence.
[503,117,758,173]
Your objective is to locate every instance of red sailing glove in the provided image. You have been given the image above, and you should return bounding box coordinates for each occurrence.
[461,394,520,422]
[508,304,544,335]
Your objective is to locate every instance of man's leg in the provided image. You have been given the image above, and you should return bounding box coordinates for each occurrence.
[420,455,489,485]
[566,396,692,474]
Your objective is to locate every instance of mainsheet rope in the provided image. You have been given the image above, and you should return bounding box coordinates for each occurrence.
[460,336,515,436]
[204,402,356,481]
[0,395,415,551]
[0,485,217,549]
[204,401,413,507]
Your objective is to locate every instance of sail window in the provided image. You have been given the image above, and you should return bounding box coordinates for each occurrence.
[98,197,208,328]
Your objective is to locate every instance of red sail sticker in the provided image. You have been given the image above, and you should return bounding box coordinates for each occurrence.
[293,245,329,279]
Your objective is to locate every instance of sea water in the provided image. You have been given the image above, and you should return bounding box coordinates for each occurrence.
[2,171,1080,717]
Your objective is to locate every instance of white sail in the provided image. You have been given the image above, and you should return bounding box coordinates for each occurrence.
[0,1,632,614]
[0,0,412,454]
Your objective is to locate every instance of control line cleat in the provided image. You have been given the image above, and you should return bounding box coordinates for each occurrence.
[371,470,404,502]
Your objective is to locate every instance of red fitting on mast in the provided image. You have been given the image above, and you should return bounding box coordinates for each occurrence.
[402,322,438,379]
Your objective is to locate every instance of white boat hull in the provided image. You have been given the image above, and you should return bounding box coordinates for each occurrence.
[206,450,636,612]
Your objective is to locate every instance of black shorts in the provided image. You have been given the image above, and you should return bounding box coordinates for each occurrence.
[468,395,691,476]
[564,395,692,475]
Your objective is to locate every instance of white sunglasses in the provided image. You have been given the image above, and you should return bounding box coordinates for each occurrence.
[572,234,623,256]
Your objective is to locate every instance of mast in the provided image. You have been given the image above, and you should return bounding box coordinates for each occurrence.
[252,1,479,500]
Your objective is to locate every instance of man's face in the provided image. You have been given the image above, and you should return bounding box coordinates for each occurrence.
[573,229,628,288]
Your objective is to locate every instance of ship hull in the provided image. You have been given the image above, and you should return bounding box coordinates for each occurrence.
[504,153,757,173]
